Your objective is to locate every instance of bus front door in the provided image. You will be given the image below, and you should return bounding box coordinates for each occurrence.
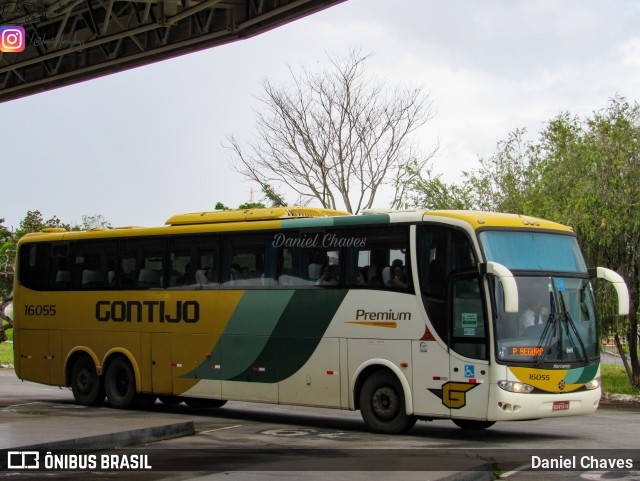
[447,275,490,420]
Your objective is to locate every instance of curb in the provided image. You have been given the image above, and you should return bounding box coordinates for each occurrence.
[601,392,640,403]
[18,420,195,450]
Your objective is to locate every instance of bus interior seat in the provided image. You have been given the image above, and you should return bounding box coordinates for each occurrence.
[138,268,162,288]
[308,263,322,280]
[195,269,207,285]
[279,274,314,287]
[381,266,391,286]
[82,269,104,288]
[55,270,71,288]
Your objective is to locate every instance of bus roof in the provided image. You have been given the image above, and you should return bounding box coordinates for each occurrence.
[18,207,573,242]
[424,210,574,232]
[165,207,350,226]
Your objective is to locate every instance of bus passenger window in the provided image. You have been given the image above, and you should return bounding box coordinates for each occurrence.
[120,239,166,290]
[18,243,48,291]
[168,236,220,289]
[344,227,410,290]
[271,232,340,288]
[222,235,276,288]
[49,242,71,290]
[72,241,117,290]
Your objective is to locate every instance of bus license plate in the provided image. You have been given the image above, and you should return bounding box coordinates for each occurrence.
[552,401,570,411]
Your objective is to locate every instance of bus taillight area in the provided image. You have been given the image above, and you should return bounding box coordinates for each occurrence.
[488,382,602,421]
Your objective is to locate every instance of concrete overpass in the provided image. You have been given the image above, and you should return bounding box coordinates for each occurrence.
[0,0,345,103]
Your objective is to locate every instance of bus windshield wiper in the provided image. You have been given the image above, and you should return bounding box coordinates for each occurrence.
[534,291,558,367]
[558,290,589,363]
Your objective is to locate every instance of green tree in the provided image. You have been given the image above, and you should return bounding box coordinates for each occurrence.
[525,98,640,386]
[80,214,111,230]
[404,96,640,386]
[392,158,471,210]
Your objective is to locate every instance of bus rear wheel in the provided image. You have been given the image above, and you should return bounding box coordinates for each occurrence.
[70,355,105,406]
[359,371,416,434]
[452,419,495,430]
[105,357,138,409]
[184,398,227,409]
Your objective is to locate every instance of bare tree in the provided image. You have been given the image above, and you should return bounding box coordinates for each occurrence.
[227,49,436,214]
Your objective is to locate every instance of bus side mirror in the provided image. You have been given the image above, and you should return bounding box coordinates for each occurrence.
[480,262,518,313]
[591,267,630,316]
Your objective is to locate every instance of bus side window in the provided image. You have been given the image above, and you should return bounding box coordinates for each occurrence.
[222,234,275,288]
[49,242,71,290]
[18,243,49,291]
[120,239,166,290]
[345,227,410,290]
[168,235,220,289]
[72,241,117,290]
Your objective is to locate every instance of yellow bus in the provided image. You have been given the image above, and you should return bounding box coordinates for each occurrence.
[13,207,629,434]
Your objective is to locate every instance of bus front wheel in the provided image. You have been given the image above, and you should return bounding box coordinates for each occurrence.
[70,355,105,406]
[105,357,138,409]
[359,371,416,434]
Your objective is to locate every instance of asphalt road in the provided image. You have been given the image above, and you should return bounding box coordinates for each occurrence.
[1,368,639,481]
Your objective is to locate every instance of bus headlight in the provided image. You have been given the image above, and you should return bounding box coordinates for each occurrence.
[584,377,601,390]
[498,380,534,394]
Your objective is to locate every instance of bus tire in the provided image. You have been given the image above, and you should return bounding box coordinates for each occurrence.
[70,355,105,406]
[359,370,416,434]
[104,357,138,409]
[452,419,495,430]
[184,398,227,409]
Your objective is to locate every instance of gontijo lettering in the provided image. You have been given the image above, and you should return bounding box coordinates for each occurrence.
[96,300,199,323]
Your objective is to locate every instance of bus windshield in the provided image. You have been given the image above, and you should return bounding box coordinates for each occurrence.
[493,276,598,365]
[479,231,587,273]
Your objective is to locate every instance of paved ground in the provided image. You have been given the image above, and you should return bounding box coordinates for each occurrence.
[0,369,493,481]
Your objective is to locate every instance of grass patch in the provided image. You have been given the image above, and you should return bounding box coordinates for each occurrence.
[0,341,13,365]
[601,363,640,395]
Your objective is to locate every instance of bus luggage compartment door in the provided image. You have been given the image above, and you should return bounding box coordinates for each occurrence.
[151,333,172,394]
[15,329,50,385]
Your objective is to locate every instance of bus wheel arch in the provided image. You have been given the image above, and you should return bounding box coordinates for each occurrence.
[103,354,139,409]
[353,363,416,434]
[67,351,105,406]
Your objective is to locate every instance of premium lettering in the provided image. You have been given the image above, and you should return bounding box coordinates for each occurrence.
[96,300,199,323]
[355,309,411,321]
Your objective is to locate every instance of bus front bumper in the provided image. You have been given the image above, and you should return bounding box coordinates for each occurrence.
[487,385,601,421]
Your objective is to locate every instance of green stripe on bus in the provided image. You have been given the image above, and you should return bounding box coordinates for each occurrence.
[228,289,348,383]
[565,364,599,384]
[184,290,294,380]
[333,214,390,226]
[280,217,337,229]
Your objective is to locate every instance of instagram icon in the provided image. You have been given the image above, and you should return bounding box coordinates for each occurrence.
[0,26,25,52]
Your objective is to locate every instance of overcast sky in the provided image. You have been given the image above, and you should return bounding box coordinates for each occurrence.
[2,0,640,229]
